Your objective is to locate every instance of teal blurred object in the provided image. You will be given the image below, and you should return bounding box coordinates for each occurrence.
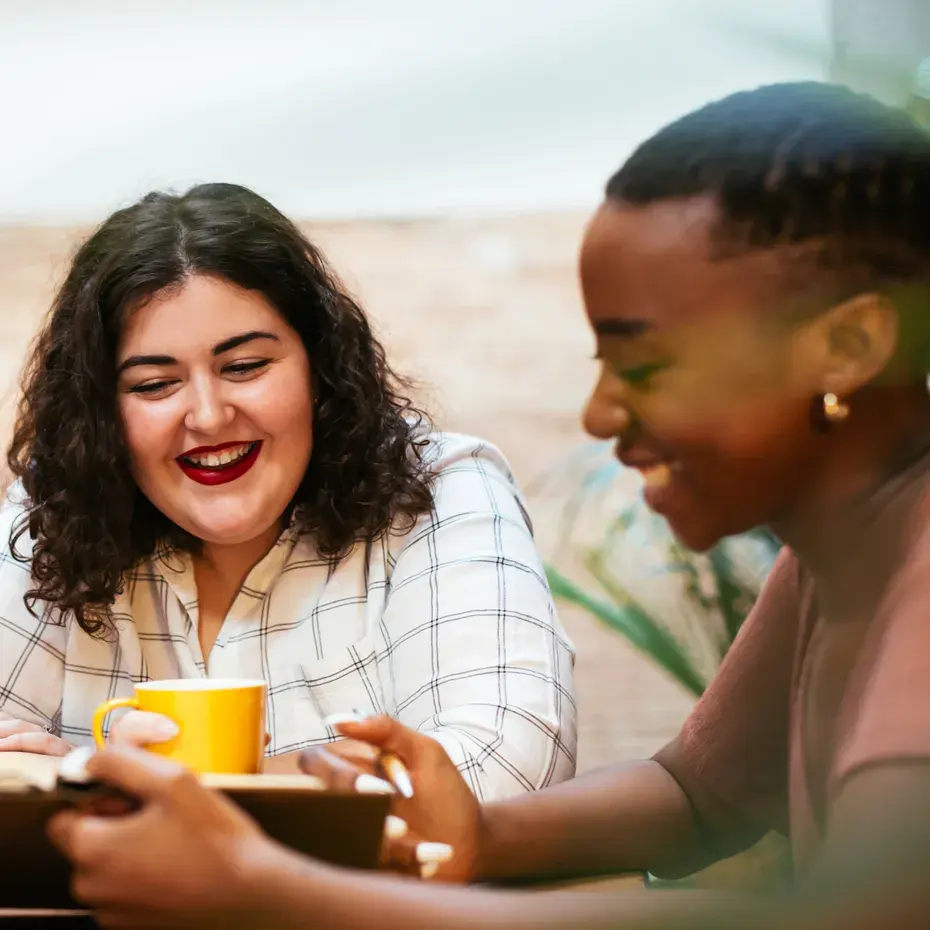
[533,443,781,697]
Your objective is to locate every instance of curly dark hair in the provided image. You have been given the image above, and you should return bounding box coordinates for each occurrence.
[7,182,434,636]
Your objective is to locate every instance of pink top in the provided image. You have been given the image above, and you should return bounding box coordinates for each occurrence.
[655,458,930,872]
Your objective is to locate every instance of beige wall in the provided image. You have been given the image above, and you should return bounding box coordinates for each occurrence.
[0,215,693,773]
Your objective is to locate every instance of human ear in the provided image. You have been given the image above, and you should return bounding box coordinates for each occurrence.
[804,293,899,397]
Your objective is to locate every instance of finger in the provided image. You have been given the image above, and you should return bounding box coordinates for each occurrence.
[325,738,380,766]
[52,808,146,871]
[384,814,408,841]
[84,746,192,801]
[108,711,179,747]
[332,714,438,766]
[84,908,149,929]
[0,718,44,738]
[298,747,392,794]
[0,730,73,756]
[47,808,82,859]
[379,821,422,875]
[48,809,127,869]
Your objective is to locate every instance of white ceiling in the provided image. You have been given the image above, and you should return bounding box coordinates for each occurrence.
[0,0,830,221]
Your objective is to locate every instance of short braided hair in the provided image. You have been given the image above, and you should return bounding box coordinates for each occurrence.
[608,82,930,289]
[606,82,930,371]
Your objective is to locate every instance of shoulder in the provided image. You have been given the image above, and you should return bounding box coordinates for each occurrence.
[0,481,35,568]
[421,431,518,482]
[0,482,44,616]
[418,431,528,519]
[385,432,536,555]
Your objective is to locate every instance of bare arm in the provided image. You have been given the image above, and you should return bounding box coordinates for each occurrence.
[251,764,930,930]
[476,760,706,882]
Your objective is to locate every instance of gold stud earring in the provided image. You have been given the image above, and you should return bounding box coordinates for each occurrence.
[822,392,849,423]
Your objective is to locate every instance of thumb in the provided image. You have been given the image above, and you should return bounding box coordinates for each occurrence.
[109,710,179,747]
[85,746,190,802]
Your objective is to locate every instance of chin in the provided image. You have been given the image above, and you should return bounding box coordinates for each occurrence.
[182,510,280,547]
[663,516,726,554]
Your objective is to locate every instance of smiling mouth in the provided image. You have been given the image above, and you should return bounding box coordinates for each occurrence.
[179,441,258,469]
[176,441,262,486]
[639,463,674,489]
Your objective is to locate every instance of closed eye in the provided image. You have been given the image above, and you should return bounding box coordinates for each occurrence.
[223,359,270,376]
[617,362,667,386]
[129,379,178,395]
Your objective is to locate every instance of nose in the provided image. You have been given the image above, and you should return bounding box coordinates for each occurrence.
[183,374,234,436]
[582,365,632,440]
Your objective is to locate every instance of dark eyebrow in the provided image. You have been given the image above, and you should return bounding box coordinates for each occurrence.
[117,353,176,374]
[212,330,279,355]
[593,319,652,337]
[117,331,280,375]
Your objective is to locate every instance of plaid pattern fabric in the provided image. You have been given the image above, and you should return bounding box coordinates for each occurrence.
[0,433,576,800]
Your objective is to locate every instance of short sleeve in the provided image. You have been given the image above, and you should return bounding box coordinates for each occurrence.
[653,547,802,862]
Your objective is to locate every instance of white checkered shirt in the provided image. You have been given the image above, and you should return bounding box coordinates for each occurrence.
[0,432,576,800]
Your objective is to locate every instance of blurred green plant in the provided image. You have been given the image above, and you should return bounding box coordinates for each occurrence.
[533,444,781,697]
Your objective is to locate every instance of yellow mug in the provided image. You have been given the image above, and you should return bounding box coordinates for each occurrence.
[92,678,268,775]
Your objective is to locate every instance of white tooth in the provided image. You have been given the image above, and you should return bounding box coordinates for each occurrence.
[207,453,221,467]
[219,450,234,465]
[642,464,673,489]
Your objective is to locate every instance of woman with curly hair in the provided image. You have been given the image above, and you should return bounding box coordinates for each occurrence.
[0,183,576,794]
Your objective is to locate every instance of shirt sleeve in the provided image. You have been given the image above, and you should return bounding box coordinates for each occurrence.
[0,489,67,731]
[653,546,801,863]
[379,434,577,802]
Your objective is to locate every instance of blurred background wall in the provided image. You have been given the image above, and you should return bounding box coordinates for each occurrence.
[2,0,915,772]
[0,0,829,222]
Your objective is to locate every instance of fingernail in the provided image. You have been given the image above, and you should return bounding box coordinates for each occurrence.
[152,718,180,740]
[323,711,365,729]
[420,862,440,880]
[384,815,408,840]
[381,756,414,799]
[59,746,95,784]
[415,842,454,865]
[354,774,396,795]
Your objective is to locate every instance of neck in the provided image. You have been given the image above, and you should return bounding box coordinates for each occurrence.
[772,386,930,572]
[195,520,283,587]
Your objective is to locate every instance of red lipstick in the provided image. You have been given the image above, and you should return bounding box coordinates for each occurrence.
[176,441,262,486]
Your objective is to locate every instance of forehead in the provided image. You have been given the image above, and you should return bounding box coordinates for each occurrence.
[580,197,780,333]
[118,274,286,356]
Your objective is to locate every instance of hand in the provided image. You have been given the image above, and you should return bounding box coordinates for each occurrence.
[107,710,179,748]
[47,747,287,928]
[0,711,72,756]
[109,711,272,752]
[300,715,483,882]
[0,708,179,757]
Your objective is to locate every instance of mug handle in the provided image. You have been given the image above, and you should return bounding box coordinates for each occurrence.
[92,697,139,749]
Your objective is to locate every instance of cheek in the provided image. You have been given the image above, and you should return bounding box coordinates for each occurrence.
[118,398,182,473]
[247,366,314,447]
[638,349,818,489]
[647,334,803,444]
